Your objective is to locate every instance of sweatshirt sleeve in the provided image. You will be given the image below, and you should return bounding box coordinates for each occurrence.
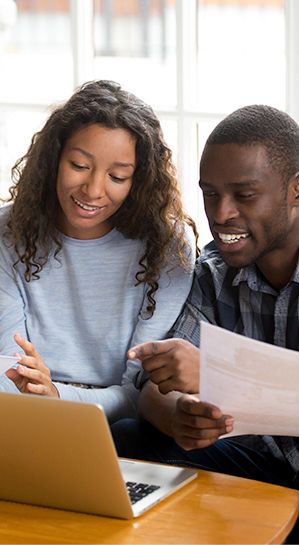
[53,381,139,424]
[0,242,28,356]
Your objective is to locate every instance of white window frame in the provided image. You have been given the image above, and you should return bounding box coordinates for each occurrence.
[285,0,299,122]
[69,0,299,245]
[1,0,298,244]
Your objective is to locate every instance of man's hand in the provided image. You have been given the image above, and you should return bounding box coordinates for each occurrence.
[171,394,234,450]
[6,334,59,398]
[128,338,199,394]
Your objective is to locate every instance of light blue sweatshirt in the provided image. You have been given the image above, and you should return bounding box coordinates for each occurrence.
[0,205,195,422]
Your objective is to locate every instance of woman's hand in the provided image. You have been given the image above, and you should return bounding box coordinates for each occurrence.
[5,334,59,398]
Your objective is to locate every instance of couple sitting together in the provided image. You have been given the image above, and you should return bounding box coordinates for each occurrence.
[0,80,298,500]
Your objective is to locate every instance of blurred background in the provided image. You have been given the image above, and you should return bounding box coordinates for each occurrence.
[0,0,297,246]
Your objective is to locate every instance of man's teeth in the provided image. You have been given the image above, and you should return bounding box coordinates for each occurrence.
[73,197,99,211]
[218,233,249,244]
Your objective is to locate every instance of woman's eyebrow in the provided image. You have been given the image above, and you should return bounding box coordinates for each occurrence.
[68,148,135,168]
[69,146,93,159]
[113,161,136,169]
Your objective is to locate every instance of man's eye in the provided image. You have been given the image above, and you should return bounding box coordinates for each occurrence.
[202,191,217,197]
[237,193,255,199]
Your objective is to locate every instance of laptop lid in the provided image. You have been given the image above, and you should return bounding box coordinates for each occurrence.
[0,392,197,518]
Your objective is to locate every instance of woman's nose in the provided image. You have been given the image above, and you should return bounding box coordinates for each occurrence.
[82,172,106,199]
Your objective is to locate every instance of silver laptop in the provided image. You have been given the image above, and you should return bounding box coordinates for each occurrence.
[0,392,197,519]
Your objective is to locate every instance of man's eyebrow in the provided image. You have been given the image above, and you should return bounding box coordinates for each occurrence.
[227,180,260,188]
[198,179,260,188]
[198,179,210,187]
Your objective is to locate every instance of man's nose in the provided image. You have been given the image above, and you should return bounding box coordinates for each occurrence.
[213,196,239,224]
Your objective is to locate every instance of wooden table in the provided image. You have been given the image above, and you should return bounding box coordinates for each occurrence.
[0,470,298,544]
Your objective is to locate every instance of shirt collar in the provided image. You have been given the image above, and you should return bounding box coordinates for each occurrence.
[233,255,299,292]
[232,265,273,293]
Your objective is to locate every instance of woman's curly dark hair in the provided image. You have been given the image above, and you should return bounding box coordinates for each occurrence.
[5,80,199,316]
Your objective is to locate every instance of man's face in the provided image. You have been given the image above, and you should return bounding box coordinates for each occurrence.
[199,143,297,271]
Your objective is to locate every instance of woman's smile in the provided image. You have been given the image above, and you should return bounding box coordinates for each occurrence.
[71,195,107,216]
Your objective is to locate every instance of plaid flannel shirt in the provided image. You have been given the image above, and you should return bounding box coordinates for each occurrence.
[168,240,299,477]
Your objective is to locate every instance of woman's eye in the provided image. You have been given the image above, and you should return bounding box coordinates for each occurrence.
[110,174,126,182]
[70,161,88,170]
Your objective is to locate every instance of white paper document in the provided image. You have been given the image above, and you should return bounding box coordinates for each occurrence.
[0,355,19,376]
[200,322,299,437]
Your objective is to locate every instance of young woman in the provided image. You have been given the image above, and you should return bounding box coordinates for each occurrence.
[0,80,198,422]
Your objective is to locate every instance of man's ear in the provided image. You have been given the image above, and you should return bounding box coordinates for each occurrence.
[288,173,299,206]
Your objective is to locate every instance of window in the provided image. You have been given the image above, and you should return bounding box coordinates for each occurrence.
[0,0,296,246]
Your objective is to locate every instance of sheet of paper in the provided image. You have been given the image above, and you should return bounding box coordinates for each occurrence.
[200,322,299,437]
[0,355,19,376]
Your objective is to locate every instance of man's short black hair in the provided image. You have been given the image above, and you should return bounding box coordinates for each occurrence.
[205,105,299,184]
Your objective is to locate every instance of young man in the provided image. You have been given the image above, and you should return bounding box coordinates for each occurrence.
[112,104,299,492]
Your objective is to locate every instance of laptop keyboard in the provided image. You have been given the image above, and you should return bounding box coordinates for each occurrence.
[126,481,161,504]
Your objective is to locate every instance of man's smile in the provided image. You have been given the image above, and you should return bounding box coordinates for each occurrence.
[218,232,249,245]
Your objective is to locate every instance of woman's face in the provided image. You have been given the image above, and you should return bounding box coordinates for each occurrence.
[56,123,136,239]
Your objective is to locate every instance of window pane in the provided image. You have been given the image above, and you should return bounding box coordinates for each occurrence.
[0,0,73,103]
[93,0,176,108]
[0,107,48,198]
[159,117,177,163]
[188,0,285,112]
[197,118,223,246]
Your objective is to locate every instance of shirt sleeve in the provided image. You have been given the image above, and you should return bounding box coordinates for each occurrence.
[167,260,219,347]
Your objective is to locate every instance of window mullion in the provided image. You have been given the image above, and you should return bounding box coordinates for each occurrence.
[285,0,299,122]
[70,0,94,88]
[175,0,203,238]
